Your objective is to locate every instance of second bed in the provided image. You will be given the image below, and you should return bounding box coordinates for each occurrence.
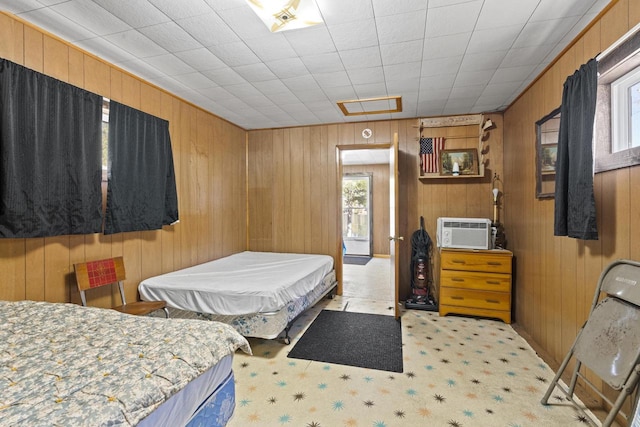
[139,251,337,343]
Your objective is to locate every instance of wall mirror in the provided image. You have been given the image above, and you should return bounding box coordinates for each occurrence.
[535,107,560,199]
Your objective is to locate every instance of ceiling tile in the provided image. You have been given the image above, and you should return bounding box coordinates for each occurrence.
[384,62,421,82]
[217,5,273,40]
[90,0,170,28]
[117,58,166,80]
[339,47,383,70]
[104,30,168,58]
[376,11,426,45]
[234,63,277,82]
[380,40,423,66]
[328,19,379,51]
[313,70,352,88]
[513,17,580,49]
[207,41,261,67]
[18,8,98,42]
[301,52,344,74]
[475,0,539,30]
[421,56,463,78]
[316,0,374,25]
[149,0,214,20]
[177,13,240,47]
[282,75,322,92]
[252,79,289,95]
[489,65,535,84]
[322,85,358,100]
[420,74,456,90]
[372,0,427,17]
[143,54,195,76]
[244,35,298,62]
[138,21,203,53]
[353,82,388,98]
[75,37,137,64]
[171,72,217,90]
[284,26,337,56]
[225,82,262,98]
[348,67,385,86]
[201,67,246,85]
[0,0,42,13]
[466,25,522,54]
[425,1,482,38]
[454,69,495,87]
[459,51,508,72]
[265,58,309,79]
[530,0,595,22]
[449,84,485,99]
[174,48,227,71]
[51,0,132,36]
[500,45,555,68]
[423,32,471,60]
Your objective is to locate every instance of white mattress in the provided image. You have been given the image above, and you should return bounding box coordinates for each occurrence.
[139,251,334,315]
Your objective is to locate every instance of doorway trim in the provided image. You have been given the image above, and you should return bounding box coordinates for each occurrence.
[335,143,390,295]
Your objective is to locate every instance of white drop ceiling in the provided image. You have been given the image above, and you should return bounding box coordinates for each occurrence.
[1,0,610,130]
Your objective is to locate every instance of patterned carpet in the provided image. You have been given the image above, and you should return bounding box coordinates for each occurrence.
[228,296,599,427]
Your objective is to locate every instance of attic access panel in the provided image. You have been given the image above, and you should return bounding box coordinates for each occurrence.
[337,96,402,117]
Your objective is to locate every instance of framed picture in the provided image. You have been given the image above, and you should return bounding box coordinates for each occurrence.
[439,148,479,176]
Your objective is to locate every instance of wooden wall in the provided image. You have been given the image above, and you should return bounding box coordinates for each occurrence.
[343,164,390,256]
[0,12,247,307]
[247,115,504,298]
[503,0,640,400]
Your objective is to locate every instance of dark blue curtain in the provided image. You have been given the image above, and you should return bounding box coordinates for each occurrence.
[0,59,103,238]
[104,101,178,235]
[554,58,598,240]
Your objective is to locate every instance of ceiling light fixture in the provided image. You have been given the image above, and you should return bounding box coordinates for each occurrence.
[246,0,323,33]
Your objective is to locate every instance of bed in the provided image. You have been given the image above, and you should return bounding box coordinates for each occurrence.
[138,251,337,343]
[0,300,250,426]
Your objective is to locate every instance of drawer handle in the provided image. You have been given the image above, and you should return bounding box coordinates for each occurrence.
[487,262,502,266]
[451,278,465,282]
[486,299,500,304]
[451,259,466,264]
[451,296,464,300]
[486,280,500,285]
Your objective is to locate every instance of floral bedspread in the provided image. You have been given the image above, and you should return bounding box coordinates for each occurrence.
[0,300,250,426]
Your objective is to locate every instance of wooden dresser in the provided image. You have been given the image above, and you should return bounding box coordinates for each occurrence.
[439,248,513,323]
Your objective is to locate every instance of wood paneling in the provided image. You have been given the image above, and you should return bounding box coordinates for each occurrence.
[0,12,246,307]
[503,0,639,404]
[247,117,504,301]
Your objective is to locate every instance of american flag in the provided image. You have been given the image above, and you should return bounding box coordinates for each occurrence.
[420,137,445,174]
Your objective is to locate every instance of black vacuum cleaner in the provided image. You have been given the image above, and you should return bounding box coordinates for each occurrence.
[405,216,438,311]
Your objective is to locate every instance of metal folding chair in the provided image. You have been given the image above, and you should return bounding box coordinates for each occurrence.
[541,259,640,426]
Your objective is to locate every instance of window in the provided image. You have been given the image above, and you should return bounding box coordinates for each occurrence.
[594,23,640,173]
[611,65,640,152]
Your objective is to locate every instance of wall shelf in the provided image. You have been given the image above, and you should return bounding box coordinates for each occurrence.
[417,114,492,180]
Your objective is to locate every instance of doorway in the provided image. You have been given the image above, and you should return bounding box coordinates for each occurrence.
[339,146,392,302]
[342,173,372,257]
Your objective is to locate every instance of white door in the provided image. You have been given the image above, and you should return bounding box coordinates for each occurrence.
[389,133,402,319]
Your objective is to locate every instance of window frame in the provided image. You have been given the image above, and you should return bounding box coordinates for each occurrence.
[595,23,640,173]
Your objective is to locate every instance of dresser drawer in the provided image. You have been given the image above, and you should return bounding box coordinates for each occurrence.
[440,250,511,274]
[440,269,511,292]
[439,288,510,311]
